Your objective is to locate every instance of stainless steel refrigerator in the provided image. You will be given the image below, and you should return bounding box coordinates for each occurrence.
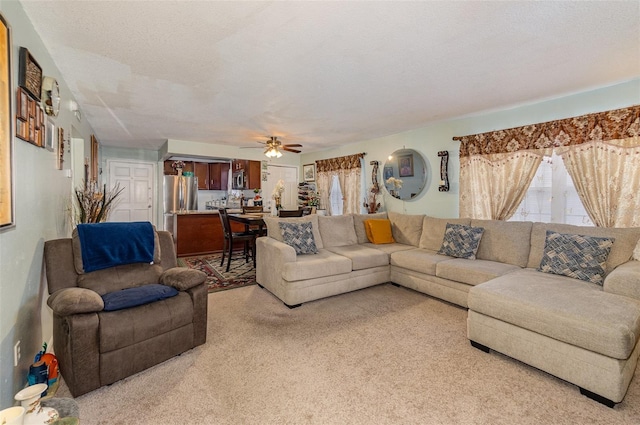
[163,175,198,234]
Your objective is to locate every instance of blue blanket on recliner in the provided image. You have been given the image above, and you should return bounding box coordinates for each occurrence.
[77,222,155,273]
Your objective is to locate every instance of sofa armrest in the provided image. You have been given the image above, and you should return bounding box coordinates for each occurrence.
[604,261,640,301]
[160,267,207,291]
[47,287,104,316]
[256,236,297,286]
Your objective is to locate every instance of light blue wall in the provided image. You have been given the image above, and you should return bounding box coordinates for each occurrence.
[301,79,640,217]
[0,0,98,408]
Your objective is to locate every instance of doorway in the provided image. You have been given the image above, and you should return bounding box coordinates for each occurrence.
[262,165,298,210]
[107,160,156,224]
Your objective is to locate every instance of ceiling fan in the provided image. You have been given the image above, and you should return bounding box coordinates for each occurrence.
[243,136,302,158]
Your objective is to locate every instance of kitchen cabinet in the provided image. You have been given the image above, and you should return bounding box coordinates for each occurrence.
[175,212,245,256]
[163,160,194,175]
[209,163,230,190]
[232,160,261,190]
[193,162,230,190]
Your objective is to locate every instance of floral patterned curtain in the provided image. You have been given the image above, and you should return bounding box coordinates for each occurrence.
[455,105,640,226]
[315,153,364,215]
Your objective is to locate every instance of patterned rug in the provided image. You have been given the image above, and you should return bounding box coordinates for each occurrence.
[177,253,256,293]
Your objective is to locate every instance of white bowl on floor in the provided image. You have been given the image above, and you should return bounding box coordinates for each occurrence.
[0,406,25,425]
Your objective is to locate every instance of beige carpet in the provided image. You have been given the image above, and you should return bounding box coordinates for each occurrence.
[57,284,640,424]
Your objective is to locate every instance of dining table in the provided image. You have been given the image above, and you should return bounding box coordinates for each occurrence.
[227,212,267,236]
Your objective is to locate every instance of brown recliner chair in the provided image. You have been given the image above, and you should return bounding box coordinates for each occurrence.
[44,228,208,397]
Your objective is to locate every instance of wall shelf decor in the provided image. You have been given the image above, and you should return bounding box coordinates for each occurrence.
[57,127,64,170]
[18,47,42,101]
[438,150,449,192]
[15,87,44,147]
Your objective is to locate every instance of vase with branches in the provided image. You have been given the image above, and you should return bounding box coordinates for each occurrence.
[72,181,124,225]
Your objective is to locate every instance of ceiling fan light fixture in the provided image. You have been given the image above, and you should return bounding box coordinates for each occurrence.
[265,146,282,158]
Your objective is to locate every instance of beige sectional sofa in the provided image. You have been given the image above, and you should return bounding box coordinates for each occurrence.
[256,212,640,407]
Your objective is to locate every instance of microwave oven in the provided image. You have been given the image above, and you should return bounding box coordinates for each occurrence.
[232,170,245,190]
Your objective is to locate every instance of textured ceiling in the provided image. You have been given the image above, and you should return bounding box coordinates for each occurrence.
[21,1,640,152]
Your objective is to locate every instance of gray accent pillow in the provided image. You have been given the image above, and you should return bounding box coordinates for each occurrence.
[538,230,614,285]
[437,223,485,260]
[279,222,319,255]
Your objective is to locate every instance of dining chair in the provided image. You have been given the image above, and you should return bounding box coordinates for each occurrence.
[241,205,266,236]
[278,209,304,217]
[218,208,256,271]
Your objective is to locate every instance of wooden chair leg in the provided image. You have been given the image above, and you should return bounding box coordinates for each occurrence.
[226,237,233,272]
[220,238,226,267]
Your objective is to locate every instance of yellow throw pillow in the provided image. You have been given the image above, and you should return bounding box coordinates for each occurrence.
[364,219,395,244]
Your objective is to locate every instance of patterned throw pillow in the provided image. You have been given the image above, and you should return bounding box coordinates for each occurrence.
[279,222,319,255]
[538,230,614,285]
[437,223,485,260]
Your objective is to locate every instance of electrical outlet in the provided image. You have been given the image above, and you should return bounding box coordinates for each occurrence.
[13,341,21,367]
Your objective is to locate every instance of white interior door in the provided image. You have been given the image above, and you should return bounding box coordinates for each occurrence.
[107,160,156,223]
[263,165,298,210]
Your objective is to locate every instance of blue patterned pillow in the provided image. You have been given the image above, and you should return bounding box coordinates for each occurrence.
[279,222,318,255]
[538,230,614,285]
[437,223,485,259]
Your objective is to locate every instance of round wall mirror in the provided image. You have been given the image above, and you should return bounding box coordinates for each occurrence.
[383,148,428,201]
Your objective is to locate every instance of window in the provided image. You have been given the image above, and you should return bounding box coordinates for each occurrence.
[509,153,592,226]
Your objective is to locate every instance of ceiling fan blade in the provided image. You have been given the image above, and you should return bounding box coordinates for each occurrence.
[282,147,301,153]
[283,144,303,148]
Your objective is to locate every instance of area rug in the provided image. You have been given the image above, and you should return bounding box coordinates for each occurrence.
[177,253,256,293]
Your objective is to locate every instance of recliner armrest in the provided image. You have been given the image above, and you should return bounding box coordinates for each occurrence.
[47,287,104,316]
[160,267,207,291]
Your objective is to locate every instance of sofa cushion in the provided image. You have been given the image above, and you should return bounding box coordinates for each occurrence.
[99,291,193,352]
[468,269,640,359]
[437,223,485,260]
[436,258,520,286]
[264,215,324,249]
[527,222,640,272]
[353,212,387,244]
[470,219,533,267]
[101,284,179,312]
[77,263,164,296]
[364,219,395,244]
[318,215,357,247]
[419,217,471,251]
[282,249,352,282]
[279,222,319,255]
[388,212,424,247]
[362,243,415,255]
[390,248,452,276]
[538,230,614,285]
[325,245,389,271]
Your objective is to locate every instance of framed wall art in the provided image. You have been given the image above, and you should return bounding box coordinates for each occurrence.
[398,154,414,177]
[0,12,14,228]
[303,163,315,182]
[383,166,394,180]
[19,47,42,101]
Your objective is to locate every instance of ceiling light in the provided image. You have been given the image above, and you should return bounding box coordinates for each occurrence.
[265,147,282,158]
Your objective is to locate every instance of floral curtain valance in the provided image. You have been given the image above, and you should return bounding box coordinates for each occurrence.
[455,105,640,157]
[315,153,365,172]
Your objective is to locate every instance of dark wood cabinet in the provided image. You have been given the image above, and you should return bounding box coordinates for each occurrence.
[163,160,194,175]
[175,213,246,256]
[209,163,230,190]
[192,162,230,190]
[247,160,261,190]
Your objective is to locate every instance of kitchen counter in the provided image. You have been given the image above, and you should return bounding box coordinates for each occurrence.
[167,210,264,256]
